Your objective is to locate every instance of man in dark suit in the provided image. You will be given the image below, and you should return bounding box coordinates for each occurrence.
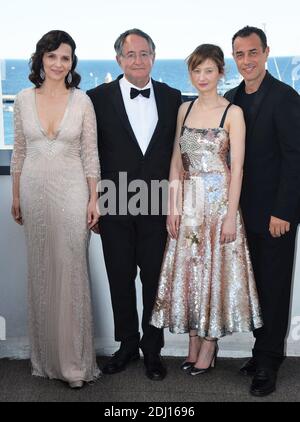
[225,26,300,397]
[87,29,181,380]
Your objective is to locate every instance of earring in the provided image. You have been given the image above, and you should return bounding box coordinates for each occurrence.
[67,72,72,84]
[40,69,45,81]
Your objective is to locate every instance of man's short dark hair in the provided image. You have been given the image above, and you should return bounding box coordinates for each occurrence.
[114,28,156,56]
[232,26,268,51]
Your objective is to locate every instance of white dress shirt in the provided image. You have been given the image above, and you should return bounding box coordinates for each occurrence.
[119,76,158,155]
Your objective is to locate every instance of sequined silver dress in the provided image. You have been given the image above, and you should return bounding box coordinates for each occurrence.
[11,88,101,382]
[151,103,262,338]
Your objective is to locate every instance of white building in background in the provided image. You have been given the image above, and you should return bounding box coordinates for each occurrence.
[0,316,6,341]
[0,61,5,147]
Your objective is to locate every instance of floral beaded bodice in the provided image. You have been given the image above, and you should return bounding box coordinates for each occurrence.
[180,126,230,174]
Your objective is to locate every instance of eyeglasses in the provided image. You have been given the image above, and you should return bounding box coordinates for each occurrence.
[121,52,153,61]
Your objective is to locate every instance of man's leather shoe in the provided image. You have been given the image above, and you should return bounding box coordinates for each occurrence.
[250,368,276,397]
[239,357,257,376]
[102,348,140,375]
[143,353,166,381]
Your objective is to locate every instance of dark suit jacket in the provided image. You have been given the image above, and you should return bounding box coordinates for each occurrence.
[225,71,300,233]
[87,75,182,218]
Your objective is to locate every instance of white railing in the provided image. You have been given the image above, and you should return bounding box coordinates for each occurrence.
[0,60,5,150]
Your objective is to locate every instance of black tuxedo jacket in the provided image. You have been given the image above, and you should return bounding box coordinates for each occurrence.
[225,71,300,233]
[87,75,182,217]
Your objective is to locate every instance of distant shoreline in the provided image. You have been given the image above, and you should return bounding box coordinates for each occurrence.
[1,56,297,61]
[2,56,299,147]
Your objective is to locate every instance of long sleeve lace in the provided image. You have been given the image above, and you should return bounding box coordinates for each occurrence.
[80,95,100,180]
[11,95,26,174]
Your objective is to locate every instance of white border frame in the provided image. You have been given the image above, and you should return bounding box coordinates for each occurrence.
[0,60,13,151]
[0,61,5,149]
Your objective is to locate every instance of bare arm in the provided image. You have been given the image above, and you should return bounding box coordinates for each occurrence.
[167,102,187,238]
[221,105,245,243]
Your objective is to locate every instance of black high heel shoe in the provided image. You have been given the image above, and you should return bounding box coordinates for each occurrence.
[180,360,195,371]
[190,337,219,375]
[180,334,200,372]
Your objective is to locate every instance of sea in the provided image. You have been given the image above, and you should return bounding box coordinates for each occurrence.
[2,57,300,146]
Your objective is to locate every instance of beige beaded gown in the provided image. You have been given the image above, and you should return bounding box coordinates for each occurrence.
[151,102,263,338]
[11,88,101,383]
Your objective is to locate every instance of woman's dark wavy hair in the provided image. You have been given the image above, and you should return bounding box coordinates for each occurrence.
[29,30,81,88]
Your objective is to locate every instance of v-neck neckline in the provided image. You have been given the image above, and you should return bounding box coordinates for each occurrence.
[33,87,74,141]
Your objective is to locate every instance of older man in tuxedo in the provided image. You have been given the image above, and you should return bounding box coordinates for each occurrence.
[87,29,181,380]
[226,26,300,397]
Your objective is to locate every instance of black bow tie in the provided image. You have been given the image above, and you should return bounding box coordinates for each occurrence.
[130,87,151,99]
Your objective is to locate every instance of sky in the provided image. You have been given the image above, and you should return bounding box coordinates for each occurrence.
[0,0,300,59]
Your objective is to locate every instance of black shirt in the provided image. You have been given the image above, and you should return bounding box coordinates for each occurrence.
[235,88,257,128]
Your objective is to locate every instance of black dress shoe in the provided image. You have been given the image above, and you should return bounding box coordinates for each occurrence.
[143,353,167,381]
[250,368,277,397]
[102,348,140,375]
[239,357,257,376]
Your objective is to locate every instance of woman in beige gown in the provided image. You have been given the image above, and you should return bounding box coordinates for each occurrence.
[11,30,101,388]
